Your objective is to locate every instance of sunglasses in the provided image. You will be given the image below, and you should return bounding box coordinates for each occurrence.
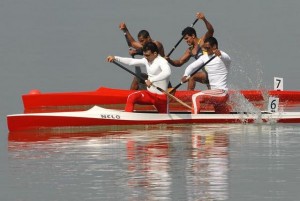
[203,46,212,50]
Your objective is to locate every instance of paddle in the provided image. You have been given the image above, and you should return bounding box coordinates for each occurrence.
[166,18,199,57]
[122,30,143,74]
[169,55,216,94]
[112,61,193,110]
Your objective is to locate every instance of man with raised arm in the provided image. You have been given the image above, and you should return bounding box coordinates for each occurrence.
[106,42,171,113]
[166,12,214,90]
[119,23,165,90]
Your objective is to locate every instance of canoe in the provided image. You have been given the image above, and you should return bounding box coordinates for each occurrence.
[22,86,300,113]
[7,106,300,132]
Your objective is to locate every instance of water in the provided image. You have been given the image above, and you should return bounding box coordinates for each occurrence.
[5,124,300,201]
[1,0,300,200]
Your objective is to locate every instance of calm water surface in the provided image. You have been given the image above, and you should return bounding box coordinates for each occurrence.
[6,123,300,201]
[1,0,300,200]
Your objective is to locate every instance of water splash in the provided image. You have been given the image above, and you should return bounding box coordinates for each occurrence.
[223,38,270,90]
[223,42,274,123]
[228,92,263,123]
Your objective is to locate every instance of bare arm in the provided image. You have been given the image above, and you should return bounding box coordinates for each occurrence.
[119,22,142,49]
[154,41,165,57]
[196,13,214,46]
[166,49,191,67]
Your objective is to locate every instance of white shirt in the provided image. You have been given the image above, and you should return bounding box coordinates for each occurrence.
[115,55,171,94]
[184,51,231,91]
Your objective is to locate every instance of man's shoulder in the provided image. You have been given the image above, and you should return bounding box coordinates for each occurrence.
[156,55,166,60]
[156,55,168,63]
[153,40,163,47]
[220,50,230,57]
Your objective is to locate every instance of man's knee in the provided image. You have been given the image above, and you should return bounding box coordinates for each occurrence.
[127,92,140,103]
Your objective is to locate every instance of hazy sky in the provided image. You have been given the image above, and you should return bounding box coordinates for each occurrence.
[1,0,300,119]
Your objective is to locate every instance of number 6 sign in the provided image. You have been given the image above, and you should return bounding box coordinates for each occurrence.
[268,97,279,113]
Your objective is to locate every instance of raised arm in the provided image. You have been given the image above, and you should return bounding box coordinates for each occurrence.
[119,22,143,49]
[218,51,231,68]
[197,13,214,46]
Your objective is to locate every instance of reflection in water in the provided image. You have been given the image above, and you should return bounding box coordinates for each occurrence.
[127,133,172,200]
[9,124,299,200]
[8,126,230,200]
[186,126,229,201]
[7,124,300,201]
[121,126,229,201]
[125,131,172,200]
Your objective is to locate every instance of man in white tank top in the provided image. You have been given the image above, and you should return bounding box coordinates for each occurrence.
[182,37,231,114]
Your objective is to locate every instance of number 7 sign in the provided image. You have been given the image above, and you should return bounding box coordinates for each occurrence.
[274,77,283,91]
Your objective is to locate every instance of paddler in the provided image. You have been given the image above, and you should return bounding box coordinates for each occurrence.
[181,37,231,114]
[165,12,214,90]
[119,22,165,90]
[106,42,171,113]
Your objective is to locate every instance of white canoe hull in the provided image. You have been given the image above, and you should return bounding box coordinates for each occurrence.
[7,106,300,132]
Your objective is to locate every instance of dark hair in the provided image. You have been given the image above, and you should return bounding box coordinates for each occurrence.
[182,27,197,37]
[142,41,158,53]
[204,37,218,48]
[138,30,150,38]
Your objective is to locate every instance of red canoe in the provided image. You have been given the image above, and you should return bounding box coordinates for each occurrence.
[22,86,300,113]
